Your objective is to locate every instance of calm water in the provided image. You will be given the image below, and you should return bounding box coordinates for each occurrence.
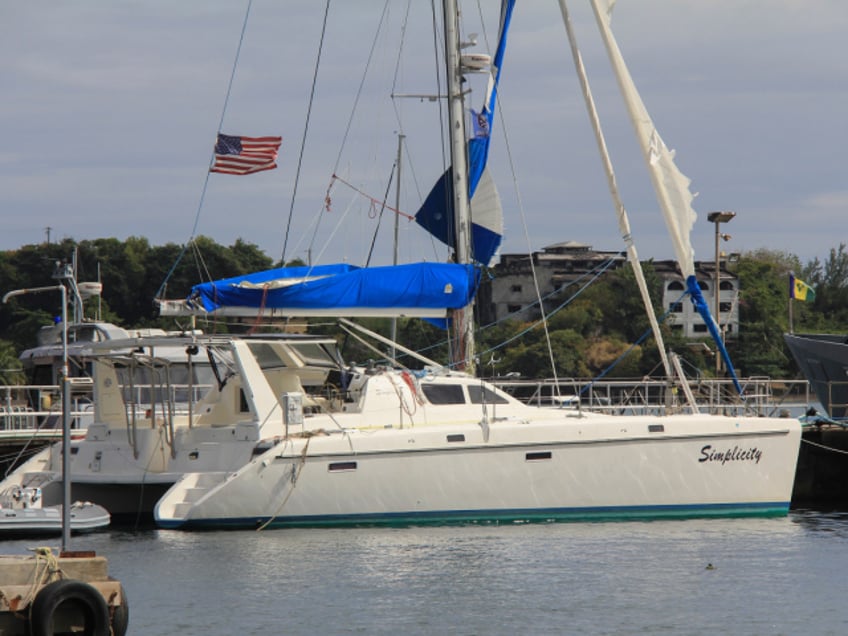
[3,510,848,635]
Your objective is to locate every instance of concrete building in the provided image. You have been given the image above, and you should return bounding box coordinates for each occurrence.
[479,242,739,339]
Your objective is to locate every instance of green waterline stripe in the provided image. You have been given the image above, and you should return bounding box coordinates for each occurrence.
[158,501,790,530]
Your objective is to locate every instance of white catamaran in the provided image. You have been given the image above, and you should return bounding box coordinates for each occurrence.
[150,0,801,530]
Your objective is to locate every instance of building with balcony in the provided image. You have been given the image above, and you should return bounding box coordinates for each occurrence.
[479,242,738,339]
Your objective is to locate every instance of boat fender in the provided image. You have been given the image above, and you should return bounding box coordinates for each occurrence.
[108,584,130,636]
[29,579,111,636]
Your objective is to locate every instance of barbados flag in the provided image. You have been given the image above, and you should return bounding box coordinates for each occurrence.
[790,274,816,302]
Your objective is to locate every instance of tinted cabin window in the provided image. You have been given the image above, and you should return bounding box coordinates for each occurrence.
[421,384,466,404]
[467,385,509,405]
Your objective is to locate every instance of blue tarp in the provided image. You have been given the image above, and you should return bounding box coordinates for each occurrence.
[187,262,480,314]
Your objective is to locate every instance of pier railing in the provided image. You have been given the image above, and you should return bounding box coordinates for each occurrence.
[0,384,94,441]
[0,381,213,443]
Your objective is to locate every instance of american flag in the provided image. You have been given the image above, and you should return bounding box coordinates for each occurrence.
[210,134,282,175]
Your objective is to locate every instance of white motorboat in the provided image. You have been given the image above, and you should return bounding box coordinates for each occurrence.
[0,486,109,535]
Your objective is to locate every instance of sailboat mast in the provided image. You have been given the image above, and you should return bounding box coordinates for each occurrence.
[443,0,475,373]
[390,133,405,358]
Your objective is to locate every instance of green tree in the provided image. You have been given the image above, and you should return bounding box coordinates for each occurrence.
[733,250,797,377]
[0,339,24,384]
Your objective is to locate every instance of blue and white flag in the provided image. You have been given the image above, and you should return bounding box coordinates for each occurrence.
[471,109,490,138]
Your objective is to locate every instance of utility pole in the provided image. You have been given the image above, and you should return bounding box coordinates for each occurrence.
[707,211,735,375]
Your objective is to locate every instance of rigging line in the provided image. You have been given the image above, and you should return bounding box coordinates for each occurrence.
[280,0,331,264]
[333,173,414,222]
[156,0,254,300]
[483,44,563,393]
[389,1,440,262]
[365,162,397,267]
[283,186,332,267]
[330,0,392,177]
[474,254,624,363]
[296,0,391,265]
[577,300,682,399]
[424,0,453,262]
[190,240,213,285]
[389,254,620,366]
[308,190,361,268]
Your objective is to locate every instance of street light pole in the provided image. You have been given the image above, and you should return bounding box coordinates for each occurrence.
[707,211,735,376]
[3,281,71,552]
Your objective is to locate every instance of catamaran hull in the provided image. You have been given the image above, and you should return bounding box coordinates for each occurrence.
[156,415,801,529]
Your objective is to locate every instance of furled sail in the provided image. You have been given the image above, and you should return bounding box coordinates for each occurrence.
[591,0,743,394]
[415,0,515,267]
[176,262,479,319]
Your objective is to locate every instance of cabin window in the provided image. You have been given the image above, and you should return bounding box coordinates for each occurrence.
[467,385,509,405]
[648,424,664,433]
[447,434,466,443]
[289,342,339,367]
[421,384,466,405]
[328,461,357,472]
[239,389,250,413]
[30,365,54,385]
[526,451,552,461]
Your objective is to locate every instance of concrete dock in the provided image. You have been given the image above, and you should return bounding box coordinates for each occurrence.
[0,549,127,635]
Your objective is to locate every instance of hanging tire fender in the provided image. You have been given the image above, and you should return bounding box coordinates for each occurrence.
[28,579,111,636]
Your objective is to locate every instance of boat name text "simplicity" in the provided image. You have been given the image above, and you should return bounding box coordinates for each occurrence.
[699,445,762,465]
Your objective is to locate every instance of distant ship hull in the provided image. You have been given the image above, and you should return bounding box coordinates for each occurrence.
[784,333,848,419]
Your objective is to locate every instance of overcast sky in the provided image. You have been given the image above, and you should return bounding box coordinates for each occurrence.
[2,1,846,275]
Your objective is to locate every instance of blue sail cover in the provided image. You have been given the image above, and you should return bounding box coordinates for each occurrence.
[686,276,743,395]
[187,262,479,316]
[414,168,503,267]
[414,0,515,267]
[468,0,515,198]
